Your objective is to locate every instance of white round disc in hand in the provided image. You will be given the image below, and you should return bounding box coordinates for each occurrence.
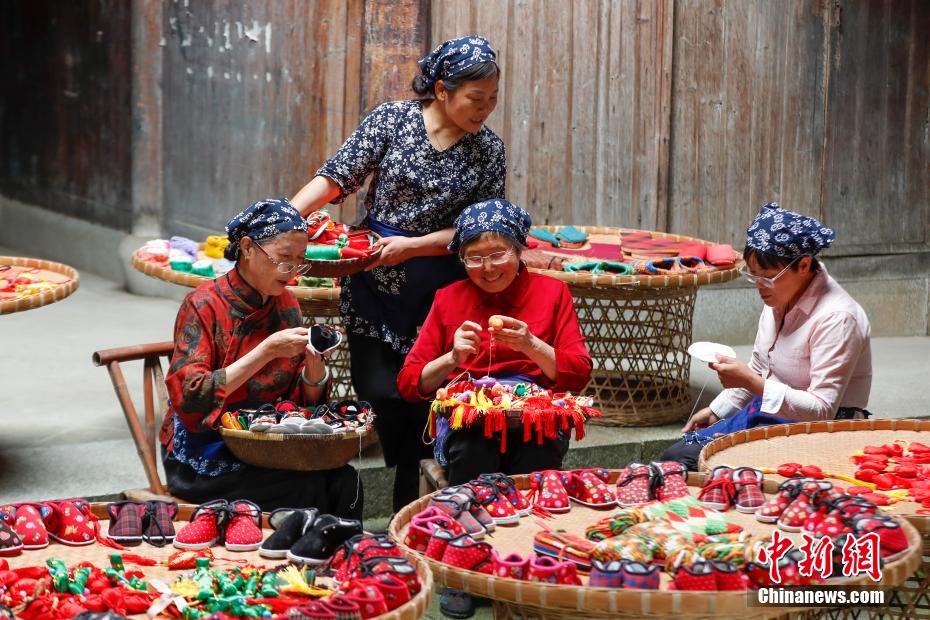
[688,341,737,363]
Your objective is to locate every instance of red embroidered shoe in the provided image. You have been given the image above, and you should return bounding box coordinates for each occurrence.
[468,480,519,524]
[731,468,765,513]
[651,461,689,502]
[320,595,363,620]
[174,500,227,549]
[440,536,494,574]
[698,466,734,511]
[288,600,338,620]
[670,561,716,590]
[756,478,804,523]
[492,551,529,580]
[0,503,50,550]
[710,560,747,590]
[477,473,531,516]
[528,470,571,513]
[0,520,23,556]
[804,496,870,538]
[357,556,420,597]
[777,481,832,532]
[424,529,460,561]
[224,500,262,551]
[525,555,582,585]
[615,463,654,506]
[404,508,466,552]
[342,583,389,619]
[347,574,411,611]
[331,534,404,584]
[45,499,96,546]
[565,469,616,508]
[852,515,909,561]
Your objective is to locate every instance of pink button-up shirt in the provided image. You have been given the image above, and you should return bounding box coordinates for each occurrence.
[710,265,871,422]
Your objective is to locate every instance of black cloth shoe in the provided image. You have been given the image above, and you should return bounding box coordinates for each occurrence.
[259,507,318,559]
[439,588,475,619]
[286,513,362,565]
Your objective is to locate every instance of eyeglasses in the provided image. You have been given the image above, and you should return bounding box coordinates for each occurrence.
[461,249,513,269]
[738,256,801,288]
[254,243,311,275]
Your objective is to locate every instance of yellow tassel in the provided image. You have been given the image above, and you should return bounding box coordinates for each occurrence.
[451,405,464,429]
[171,578,202,598]
[276,566,332,597]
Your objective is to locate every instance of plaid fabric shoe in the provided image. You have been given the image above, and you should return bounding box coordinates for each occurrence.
[106,501,145,544]
[620,560,660,589]
[615,463,653,506]
[588,559,624,588]
[698,466,734,511]
[731,468,765,513]
[142,500,178,546]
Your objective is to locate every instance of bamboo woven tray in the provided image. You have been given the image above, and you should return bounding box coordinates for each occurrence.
[389,471,921,620]
[530,226,742,289]
[131,247,340,303]
[699,418,930,535]
[4,502,432,620]
[218,426,371,471]
[0,256,80,315]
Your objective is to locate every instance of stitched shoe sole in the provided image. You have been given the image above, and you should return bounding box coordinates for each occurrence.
[21,541,50,550]
[226,541,261,552]
[734,504,763,514]
[755,514,780,524]
[489,514,520,525]
[699,500,730,511]
[0,543,24,556]
[570,497,616,509]
[173,536,219,550]
[108,534,144,543]
[48,533,95,547]
[286,549,329,565]
[258,546,290,559]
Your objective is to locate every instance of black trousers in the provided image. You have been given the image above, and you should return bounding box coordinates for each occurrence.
[163,450,363,522]
[348,333,433,513]
[445,427,569,487]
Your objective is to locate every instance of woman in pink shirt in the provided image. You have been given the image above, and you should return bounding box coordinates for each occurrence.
[662,202,872,470]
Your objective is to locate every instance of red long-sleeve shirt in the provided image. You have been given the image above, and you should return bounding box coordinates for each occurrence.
[397,268,592,402]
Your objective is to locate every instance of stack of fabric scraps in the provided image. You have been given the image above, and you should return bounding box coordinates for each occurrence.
[220,399,374,436]
[0,268,67,301]
[428,379,600,454]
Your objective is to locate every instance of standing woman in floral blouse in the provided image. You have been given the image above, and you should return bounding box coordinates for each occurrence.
[291,35,506,512]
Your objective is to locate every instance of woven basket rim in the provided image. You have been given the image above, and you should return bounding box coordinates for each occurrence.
[529,226,743,289]
[131,247,341,301]
[0,255,80,315]
[389,470,922,615]
[698,418,930,527]
[218,426,370,442]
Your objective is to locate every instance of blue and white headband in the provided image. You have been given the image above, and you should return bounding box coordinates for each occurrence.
[745,202,835,258]
[418,35,497,90]
[449,199,531,253]
[226,198,307,258]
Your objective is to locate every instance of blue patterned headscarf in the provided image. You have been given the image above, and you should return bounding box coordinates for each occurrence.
[418,35,497,89]
[225,198,307,258]
[449,199,532,253]
[745,202,835,258]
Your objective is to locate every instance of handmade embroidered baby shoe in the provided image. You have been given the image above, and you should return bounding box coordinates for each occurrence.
[440,536,494,575]
[404,508,466,552]
[526,555,582,585]
[851,515,909,561]
[424,529,461,562]
[467,480,519,524]
[731,467,766,513]
[670,561,716,590]
[698,466,734,511]
[0,503,50,550]
[287,600,339,620]
[528,470,571,513]
[428,493,486,539]
[615,463,653,506]
[651,461,689,502]
[778,480,833,532]
[476,473,531,516]
[106,501,145,545]
[0,521,22,557]
[174,499,228,550]
[620,560,661,589]
[329,533,405,584]
[492,551,530,580]
[565,469,616,508]
[346,574,411,612]
[710,560,747,590]
[588,559,624,588]
[45,499,96,546]
[357,556,420,596]
[260,507,318,559]
[288,514,363,565]
[142,500,178,546]
[756,478,804,523]
[342,582,389,620]
[223,500,263,552]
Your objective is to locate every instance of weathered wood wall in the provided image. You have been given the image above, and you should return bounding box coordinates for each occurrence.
[0,0,133,230]
[433,0,930,255]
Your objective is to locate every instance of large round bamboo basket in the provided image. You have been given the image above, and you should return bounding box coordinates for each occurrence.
[699,419,930,619]
[389,471,921,619]
[0,256,80,315]
[4,502,432,620]
[219,426,371,471]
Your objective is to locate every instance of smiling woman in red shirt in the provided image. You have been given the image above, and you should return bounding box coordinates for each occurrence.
[397,200,592,485]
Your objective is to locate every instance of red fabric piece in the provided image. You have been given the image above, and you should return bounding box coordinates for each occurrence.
[397,269,592,402]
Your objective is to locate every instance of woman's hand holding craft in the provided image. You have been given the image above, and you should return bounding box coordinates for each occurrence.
[368,236,419,268]
[710,355,765,394]
[262,327,310,359]
[490,315,536,354]
[303,346,327,382]
[451,321,482,365]
[682,407,719,432]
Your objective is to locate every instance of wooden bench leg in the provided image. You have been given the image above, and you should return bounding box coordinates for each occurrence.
[419,458,448,496]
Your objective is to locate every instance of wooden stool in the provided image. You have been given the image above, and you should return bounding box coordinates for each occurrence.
[418,458,448,496]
